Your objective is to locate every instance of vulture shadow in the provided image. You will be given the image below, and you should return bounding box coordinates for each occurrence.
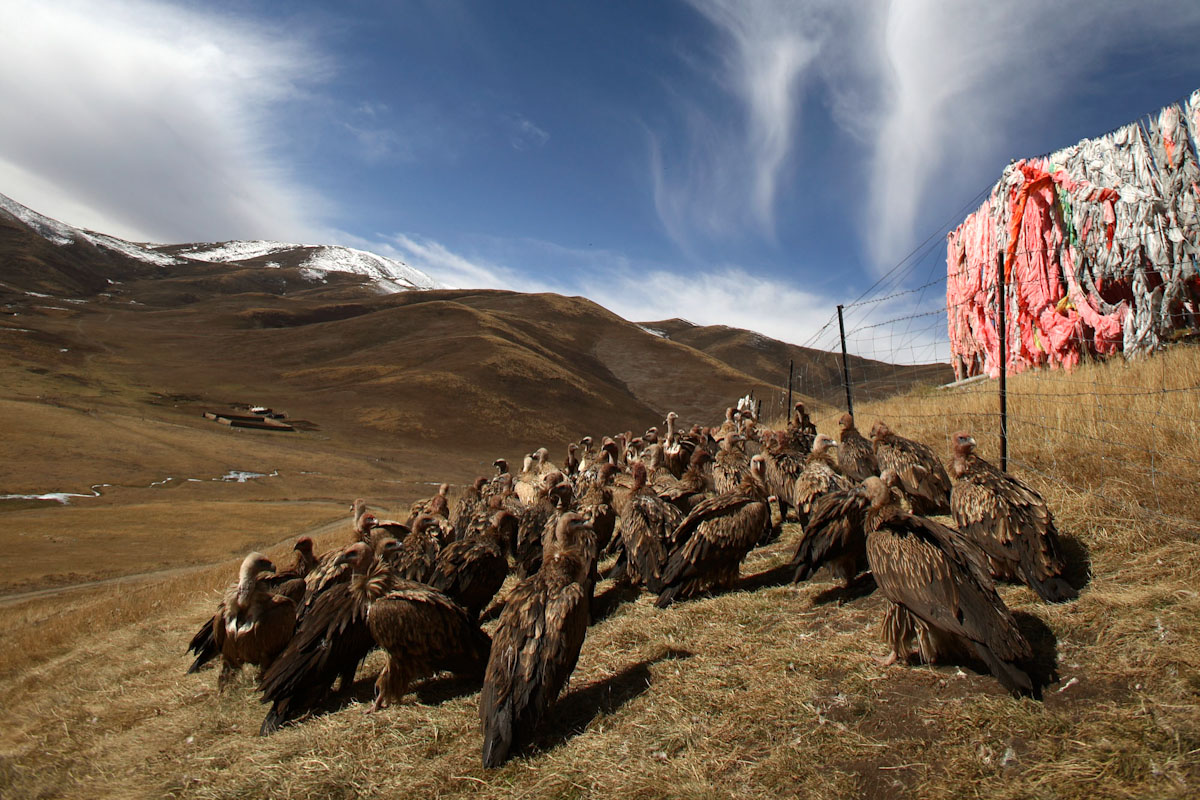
[909,611,1058,700]
[808,572,878,607]
[733,562,795,593]
[533,647,694,753]
[1012,610,1060,692]
[413,672,487,705]
[590,581,641,623]
[1057,533,1093,594]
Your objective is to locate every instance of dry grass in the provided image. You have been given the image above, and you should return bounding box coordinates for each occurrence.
[2,348,1199,799]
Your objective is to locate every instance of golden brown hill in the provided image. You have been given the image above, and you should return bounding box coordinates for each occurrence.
[643,318,952,410]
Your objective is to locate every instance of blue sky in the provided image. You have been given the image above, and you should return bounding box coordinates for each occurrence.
[2,0,1199,347]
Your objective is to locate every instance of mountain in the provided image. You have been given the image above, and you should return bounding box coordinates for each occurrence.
[0,191,439,298]
[641,319,953,406]
[0,190,951,496]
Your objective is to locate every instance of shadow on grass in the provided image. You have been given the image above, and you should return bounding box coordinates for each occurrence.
[1058,533,1093,595]
[590,580,641,623]
[1013,609,1060,694]
[808,572,878,606]
[532,647,694,754]
[733,563,795,593]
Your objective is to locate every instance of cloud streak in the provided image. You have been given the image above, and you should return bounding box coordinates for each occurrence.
[0,0,328,243]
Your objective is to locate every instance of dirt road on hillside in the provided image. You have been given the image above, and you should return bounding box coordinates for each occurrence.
[0,512,348,608]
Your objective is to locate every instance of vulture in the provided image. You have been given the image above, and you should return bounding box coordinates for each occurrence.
[762,429,806,524]
[578,436,597,471]
[186,552,303,688]
[365,581,492,712]
[837,413,879,483]
[862,476,1035,695]
[663,412,694,478]
[788,481,872,588]
[428,511,516,619]
[564,443,580,477]
[451,477,489,533]
[186,539,313,676]
[259,542,398,734]
[575,463,618,553]
[658,448,713,514]
[870,421,952,515]
[391,514,442,583]
[616,461,685,592]
[787,401,818,453]
[514,474,568,578]
[793,435,850,528]
[711,433,749,494]
[655,454,771,608]
[408,483,450,525]
[949,432,1076,602]
[479,513,597,768]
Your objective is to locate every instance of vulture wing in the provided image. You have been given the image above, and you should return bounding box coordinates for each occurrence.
[788,487,870,583]
[620,493,684,593]
[427,537,508,619]
[838,430,878,482]
[875,435,952,515]
[866,513,1033,693]
[479,560,591,768]
[793,461,849,528]
[951,461,1076,602]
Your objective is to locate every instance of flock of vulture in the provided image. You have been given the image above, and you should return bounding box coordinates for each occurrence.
[185,402,1077,767]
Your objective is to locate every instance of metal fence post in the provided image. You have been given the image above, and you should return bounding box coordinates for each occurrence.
[837,304,853,416]
[998,253,1008,472]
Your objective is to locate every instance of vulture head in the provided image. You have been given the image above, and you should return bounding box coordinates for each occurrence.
[725,407,735,422]
[811,434,836,455]
[236,552,276,607]
[749,453,768,484]
[493,459,509,475]
[534,447,550,465]
[838,413,856,432]
[597,462,620,484]
[472,476,488,492]
[567,442,578,455]
[580,435,594,449]
[438,483,450,497]
[489,510,519,554]
[293,537,314,557]
[630,461,648,491]
[951,431,977,458]
[549,482,575,511]
[542,470,565,489]
[335,542,375,573]
[548,511,595,560]
[372,536,403,562]
[522,454,534,473]
[861,476,892,510]
[868,420,893,441]
[358,512,379,537]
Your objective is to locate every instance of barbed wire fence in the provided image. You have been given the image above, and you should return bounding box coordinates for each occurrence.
[760,213,1200,527]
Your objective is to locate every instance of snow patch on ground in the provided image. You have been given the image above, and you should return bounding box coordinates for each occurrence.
[301,246,442,290]
[0,192,179,266]
[638,324,668,338]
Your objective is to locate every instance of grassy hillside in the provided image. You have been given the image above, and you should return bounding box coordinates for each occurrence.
[1,346,1197,799]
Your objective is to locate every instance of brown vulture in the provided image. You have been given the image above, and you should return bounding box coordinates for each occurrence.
[762,429,806,524]
[949,432,1076,602]
[655,454,771,608]
[428,511,516,619]
[186,540,313,676]
[793,434,850,528]
[451,477,489,533]
[711,433,749,494]
[185,552,302,688]
[514,474,568,579]
[258,542,399,734]
[658,449,713,514]
[564,443,580,477]
[787,401,818,453]
[407,483,450,526]
[862,476,1035,695]
[788,481,871,587]
[615,461,685,592]
[870,420,952,515]
[391,514,442,583]
[837,413,879,483]
[364,581,492,712]
[575,463,618,554]
[479,512,597,768]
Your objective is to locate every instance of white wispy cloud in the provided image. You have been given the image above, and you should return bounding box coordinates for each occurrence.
[0,0,328,243]
[503,114,550,151]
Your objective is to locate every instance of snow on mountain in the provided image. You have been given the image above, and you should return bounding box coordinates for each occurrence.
[0,192,179,266]
[0,191,442,290]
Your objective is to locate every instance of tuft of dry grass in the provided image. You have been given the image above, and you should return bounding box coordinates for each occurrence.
[2,348,1200,799]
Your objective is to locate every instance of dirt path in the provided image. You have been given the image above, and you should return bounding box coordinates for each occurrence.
[0,512,348,608]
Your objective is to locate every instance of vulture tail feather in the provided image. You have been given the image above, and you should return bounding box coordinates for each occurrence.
[972,641,1034,696]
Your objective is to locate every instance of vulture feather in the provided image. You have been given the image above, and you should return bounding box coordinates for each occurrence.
[792,434,850,528]
[837,413,879,483]
[870,421,952,515]
[451,477,488,533]
[391,514,441,583]
[863,477,1035,695]
[655,454,771,608]
[616,461,685,592]
[711,433,749,494]
[479,513,596,768]
[788,482,871,587]
[949,432,1076,602]
[258,542,398,734]
[365,581,492,712]
[428,511,515,619]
